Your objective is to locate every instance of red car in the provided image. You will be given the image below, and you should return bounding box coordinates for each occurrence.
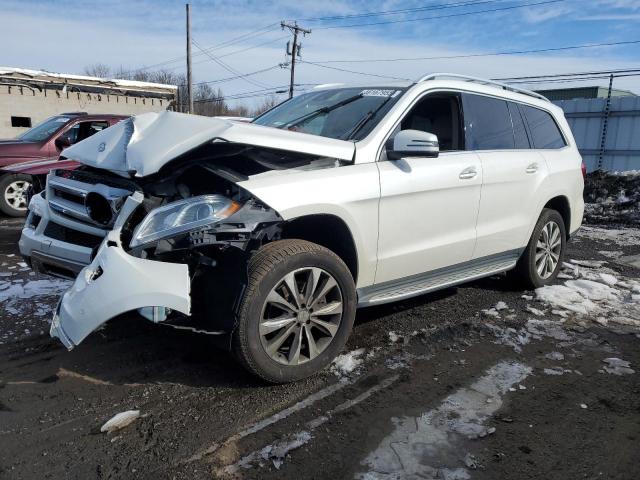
[0,112,127,216]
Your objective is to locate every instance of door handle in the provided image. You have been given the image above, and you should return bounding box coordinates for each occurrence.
[526,163,539,174]
[459,166,477,180]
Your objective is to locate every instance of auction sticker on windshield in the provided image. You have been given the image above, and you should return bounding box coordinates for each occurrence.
[360,89,401,97]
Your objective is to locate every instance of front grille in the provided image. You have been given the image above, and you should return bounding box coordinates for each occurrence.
[47,170,134,227]
[44,221,104,249]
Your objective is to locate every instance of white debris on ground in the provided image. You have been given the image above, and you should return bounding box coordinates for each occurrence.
[602,358,635,375]
[331,348,366,378]
[100,410,141,433]
[356,361,531,479]
[388,331,401,343]
[533,259,640,328]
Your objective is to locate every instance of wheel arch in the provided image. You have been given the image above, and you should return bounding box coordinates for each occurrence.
[280,214,359,284]
[543,195,571,239]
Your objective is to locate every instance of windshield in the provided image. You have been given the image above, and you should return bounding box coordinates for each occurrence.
[18,116,72,142]
[252,87,406,141]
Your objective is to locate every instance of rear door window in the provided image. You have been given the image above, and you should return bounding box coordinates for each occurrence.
[520,105,566,149]
[462,94,514,150]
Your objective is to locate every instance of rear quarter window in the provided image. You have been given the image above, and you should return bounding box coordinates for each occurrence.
[520,105,566,149]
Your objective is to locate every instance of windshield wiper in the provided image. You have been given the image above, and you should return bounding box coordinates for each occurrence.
[344,94,394,140]
[279,93,364,130]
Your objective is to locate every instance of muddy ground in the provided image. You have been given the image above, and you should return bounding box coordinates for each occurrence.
[1,216,639,480]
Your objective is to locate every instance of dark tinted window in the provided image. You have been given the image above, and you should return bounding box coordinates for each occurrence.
[508,102,530,149]
[463,94,514,150]
[520,105,566,149]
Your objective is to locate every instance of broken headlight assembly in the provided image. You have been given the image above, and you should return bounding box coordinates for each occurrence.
[130,194,241,248]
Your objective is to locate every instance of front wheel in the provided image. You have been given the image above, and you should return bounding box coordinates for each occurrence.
[512,208,566,289]
[0,174,31,217]
[232,240,356,383]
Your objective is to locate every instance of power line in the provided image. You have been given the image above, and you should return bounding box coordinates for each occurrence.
[192,38,272,89]
[505,73,640,84]
[186,65,286,87]
[494,68,640,81]
[294,0,504,22]
[313,0,566,30]
[307,40,640,64]
[117,23,281,76]
[299,60,412,81]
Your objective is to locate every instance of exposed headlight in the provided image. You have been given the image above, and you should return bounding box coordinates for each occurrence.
[130,194,241,248]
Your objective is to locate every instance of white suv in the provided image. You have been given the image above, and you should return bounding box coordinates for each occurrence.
[20,73,584,383]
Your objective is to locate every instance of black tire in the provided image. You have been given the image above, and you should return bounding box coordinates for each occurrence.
[232,239,356,383]
[512,208,566,289]
[0,174,31,217]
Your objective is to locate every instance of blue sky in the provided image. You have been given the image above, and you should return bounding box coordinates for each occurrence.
[1,0,639,105]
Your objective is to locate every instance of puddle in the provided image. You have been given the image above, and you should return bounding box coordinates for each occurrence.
[356,361,531,479]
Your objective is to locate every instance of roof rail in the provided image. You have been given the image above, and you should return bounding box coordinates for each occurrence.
[417,73,550,102]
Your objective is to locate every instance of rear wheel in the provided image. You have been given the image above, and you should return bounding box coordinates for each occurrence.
[512,208,566,289]
[0,174,31,217]
[232,239,356,383]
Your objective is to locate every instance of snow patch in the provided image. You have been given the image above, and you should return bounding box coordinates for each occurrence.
[357,361,531,479]
[331,348,366,377]
[602,358,635,375]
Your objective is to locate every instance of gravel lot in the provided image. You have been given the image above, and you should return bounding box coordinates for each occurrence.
[1,216,639,480]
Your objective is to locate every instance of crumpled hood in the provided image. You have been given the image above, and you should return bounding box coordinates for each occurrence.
[62,110,356,177]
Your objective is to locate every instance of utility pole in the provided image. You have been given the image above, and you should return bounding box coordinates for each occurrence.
[186,3,194,114]
[281,21,311,99]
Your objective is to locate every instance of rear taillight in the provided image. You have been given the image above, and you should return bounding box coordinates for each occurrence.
[581,161,587,180]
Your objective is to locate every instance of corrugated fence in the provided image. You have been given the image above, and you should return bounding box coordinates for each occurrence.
[554,96,640,172]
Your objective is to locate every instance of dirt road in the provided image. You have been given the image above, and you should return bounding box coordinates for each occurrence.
[1,217,639,479]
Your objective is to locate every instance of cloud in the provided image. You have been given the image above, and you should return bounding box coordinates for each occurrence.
[1,0,638,106]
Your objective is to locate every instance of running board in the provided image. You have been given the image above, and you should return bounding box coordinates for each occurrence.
[357,250,521,307]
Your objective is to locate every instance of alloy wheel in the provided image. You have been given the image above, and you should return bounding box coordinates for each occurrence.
[4,180,30,211]
[535,220,562,279]
[259,267,343,366]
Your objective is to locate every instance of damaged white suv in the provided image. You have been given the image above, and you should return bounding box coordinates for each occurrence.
[20,74,584,383]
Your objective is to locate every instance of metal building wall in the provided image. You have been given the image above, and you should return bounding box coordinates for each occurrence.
[554,96,640,172]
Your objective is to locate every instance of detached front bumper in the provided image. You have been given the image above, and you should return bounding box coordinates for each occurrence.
[50,193,191,349]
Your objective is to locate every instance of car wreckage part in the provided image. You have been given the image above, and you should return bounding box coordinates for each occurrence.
[51,193,191,348]
[232,240,357,384]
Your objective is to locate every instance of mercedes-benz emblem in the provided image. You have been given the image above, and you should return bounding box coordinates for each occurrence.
[98,142,106,152]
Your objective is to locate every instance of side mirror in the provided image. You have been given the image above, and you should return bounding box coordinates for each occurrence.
[55,134,73,150]
[386,129,439,160]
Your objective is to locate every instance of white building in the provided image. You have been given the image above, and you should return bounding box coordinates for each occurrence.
[0,67,177,138]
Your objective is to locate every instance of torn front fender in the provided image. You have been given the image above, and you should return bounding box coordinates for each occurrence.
[50,193,191,349]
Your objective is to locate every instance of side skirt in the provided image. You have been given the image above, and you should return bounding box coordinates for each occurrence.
[357,249,522,307]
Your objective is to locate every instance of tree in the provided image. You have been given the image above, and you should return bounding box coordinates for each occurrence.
[81,64,284,117]
[84,63,112,78]
[253,95,280,116]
